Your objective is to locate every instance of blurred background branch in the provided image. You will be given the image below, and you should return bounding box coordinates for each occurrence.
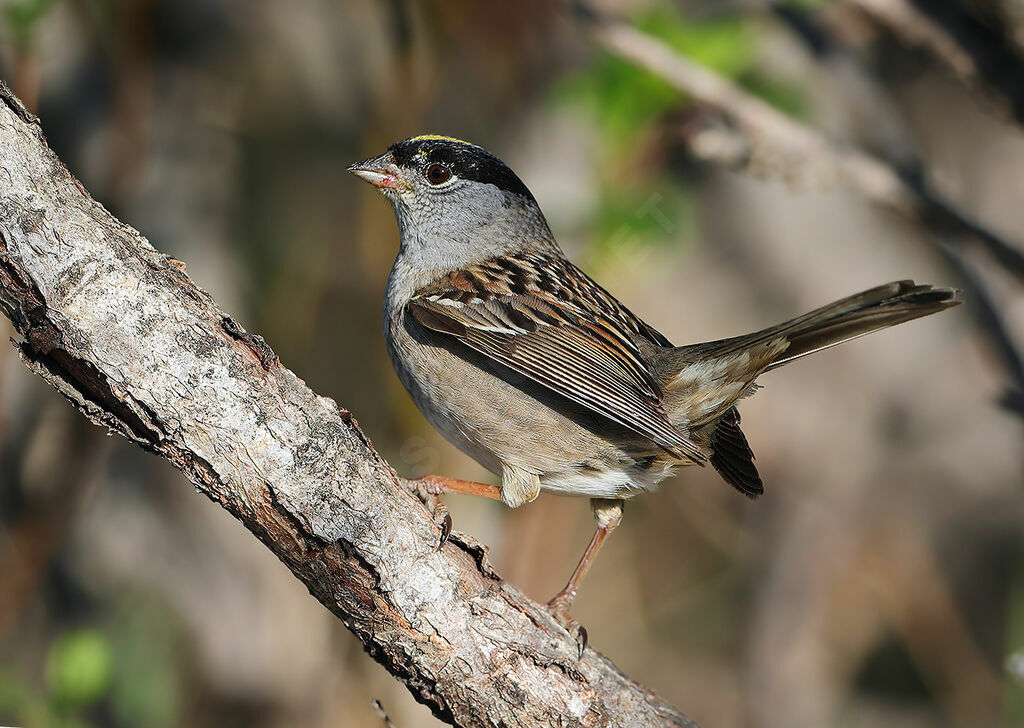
[849,0,1024,124]
[576,0,1024,418]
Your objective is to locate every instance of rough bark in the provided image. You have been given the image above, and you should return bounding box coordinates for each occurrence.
[0,81,696,728]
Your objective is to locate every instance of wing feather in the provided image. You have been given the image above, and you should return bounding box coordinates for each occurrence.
[408,255,705,463]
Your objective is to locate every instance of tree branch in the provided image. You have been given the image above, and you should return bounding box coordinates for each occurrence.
[850,0,1024,125]
[0,81,697,728]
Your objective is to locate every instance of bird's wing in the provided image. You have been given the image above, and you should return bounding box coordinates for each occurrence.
[407,253,705,464]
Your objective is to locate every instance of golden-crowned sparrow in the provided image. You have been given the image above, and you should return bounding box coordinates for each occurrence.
[350,134,959,648]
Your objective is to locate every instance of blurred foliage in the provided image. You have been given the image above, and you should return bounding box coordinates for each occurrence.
[581,185,695,277]
[553,7,804,268]
[105,595,180,728]
[4,0,58,46]
[0,628,111,728]
[555,7,804,143]
[589,185,693,246]
[1004,574,1024,725]
[0,596,180,728]
[556,11,753,142]
[47,629,113,709]
[782,0,830,9]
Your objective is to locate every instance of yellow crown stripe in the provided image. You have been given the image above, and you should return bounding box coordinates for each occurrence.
[408,134,475,146]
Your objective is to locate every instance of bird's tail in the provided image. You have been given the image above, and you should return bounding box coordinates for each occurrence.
[663,281,960,427]
[750,280,959,371]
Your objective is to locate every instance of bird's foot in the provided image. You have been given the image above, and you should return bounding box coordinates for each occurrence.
[409,475,442,509]
[407,477,452,550]
[410,474,502,550]
[547,592,588,659]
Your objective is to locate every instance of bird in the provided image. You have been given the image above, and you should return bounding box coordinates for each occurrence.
[349,134,960,651]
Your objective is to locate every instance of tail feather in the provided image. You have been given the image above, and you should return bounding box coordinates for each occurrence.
[676,281,960,372]
[763,281,960,370]
[661,281,960,429]
[675,281,959,499]
[707,407,763,498]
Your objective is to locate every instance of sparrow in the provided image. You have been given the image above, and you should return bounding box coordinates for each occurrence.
[349,134,960,651]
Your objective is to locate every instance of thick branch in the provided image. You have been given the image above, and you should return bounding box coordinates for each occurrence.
[0,82,696,728]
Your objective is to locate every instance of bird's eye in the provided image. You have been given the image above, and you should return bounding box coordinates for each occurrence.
[426,164,452,185]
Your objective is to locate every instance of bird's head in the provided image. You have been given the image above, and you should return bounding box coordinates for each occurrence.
[349,135,555,266]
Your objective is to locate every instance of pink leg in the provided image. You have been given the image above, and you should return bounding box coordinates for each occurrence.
[547,498,623,657]
[414,475,502,500]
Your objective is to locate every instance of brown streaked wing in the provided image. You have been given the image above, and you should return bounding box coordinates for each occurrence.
[408,256,705,464]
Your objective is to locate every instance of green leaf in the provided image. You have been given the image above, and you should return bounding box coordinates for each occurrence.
[635,9,755,79]
[45,629,113,708]
[554,7,805,142]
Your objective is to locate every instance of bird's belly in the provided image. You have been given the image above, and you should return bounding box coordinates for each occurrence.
[540,457,682,498]
[386,311,675,497]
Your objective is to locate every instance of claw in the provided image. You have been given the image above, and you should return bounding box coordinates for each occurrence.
[547,600,588,660]
[576,625,588,659]
[437,512,452,551]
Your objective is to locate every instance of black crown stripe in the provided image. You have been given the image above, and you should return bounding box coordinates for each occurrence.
[388,137,535,201]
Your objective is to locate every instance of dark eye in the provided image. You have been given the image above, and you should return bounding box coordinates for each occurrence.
[426,164,452,185]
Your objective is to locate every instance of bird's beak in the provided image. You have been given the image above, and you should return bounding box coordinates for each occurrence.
[347,153,403,190]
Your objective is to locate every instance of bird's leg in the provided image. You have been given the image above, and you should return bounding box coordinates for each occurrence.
[410,475,502,551]
[547,498,623,657]
[414,475,502,500]
[548,498,624,612]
